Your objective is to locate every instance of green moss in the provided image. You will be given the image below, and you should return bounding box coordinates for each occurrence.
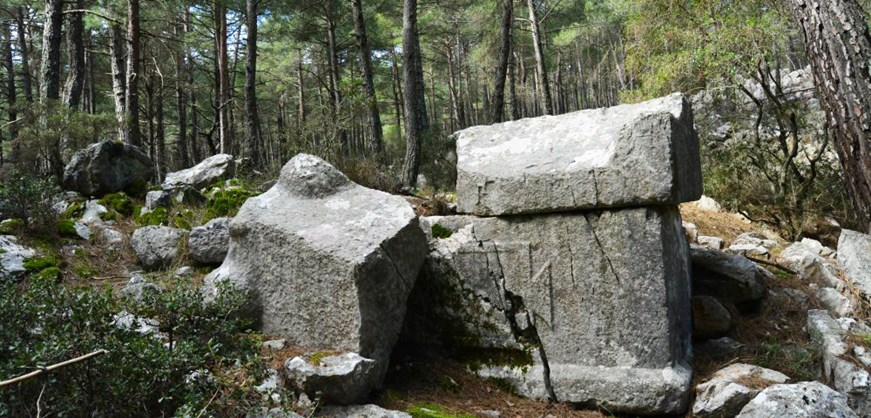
[406,403,475,418]
[204,188,255,221]
[308,351,330,365]
[431,224,453,239]
[135,207,169,226]
[172,209,195,230]
[99,192,134,217]
[61,201,85,220]
[33,267,62,281]
[0,219,25,235]
[23,256,59,272]
[57,219,80,238]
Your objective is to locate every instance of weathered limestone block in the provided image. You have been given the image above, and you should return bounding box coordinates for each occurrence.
[284,353,378,405]
[838,230,871,298]
[205,154,427,386]
[162,153,234,190]
[455,93,701,216]
[737,382,857,418]
[808,310,871,416]
[62,140,154,198]
[692,363,790,418]
[189,217,230,265]
[406,208,692,415]
[130,226,187,271]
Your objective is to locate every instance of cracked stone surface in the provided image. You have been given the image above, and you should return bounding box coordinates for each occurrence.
[807,309,871,416]
[162,153,235,190]
[838,230,871,299]
[407,208,692,414]
[454,93,701,216]
[204,154,427,384]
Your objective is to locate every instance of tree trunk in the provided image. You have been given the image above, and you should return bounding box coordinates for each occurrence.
[17,7,32,103]
[492,0,513,123]
[63,0,85,109]
[125,0,142,146]
[214,0,230,154]
[110,23,127,142]
[351,0,384,155]
[400,0,428,189]
[325,14,347,155]
[297,48,306,127]
[4,21,16,141]
[175,8,189,168]
[39,0,63,101]
[245,0,261,166]
[790,0,871,230]
[527,0,553,115]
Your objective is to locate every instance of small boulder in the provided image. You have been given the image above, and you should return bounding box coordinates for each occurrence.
[80,200,109,225]
[696,337,745,359]
[694,195,723,212]
[838,230,871,299]
[691,245,766,306]
[0,236,36,281]
[780,242,842,288]
[736,381,857,417]
[693,295,733,340]
[62,140,154,197]
[144,190,172,211]
[698,235,725,249]
[130,226,187,270]
[808,310,871,416]
[683,221,699,243]
[120,274,163,302]
[319,404,411,418]
[188,217,230,265]
[693,363,790,418]
[818,287,854,318]
[162,153,234,190]
[284,352,378,405]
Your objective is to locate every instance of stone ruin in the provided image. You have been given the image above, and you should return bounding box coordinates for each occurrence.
[206,93,701,414]
[403,93,701,414]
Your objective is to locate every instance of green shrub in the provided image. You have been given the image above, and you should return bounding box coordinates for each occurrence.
[172,209,195,230]
[0,278,263,416]
[0,218,25,235]
[135,207,169,226]
[0,168,61,232]
[204,187,255,221]
[61,200,85,220]
[99,192,133,217]
[33,266,62,281]
[431,224,453,239]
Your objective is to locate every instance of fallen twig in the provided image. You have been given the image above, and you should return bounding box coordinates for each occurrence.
[0,349,108,387]
[748,256,797,275]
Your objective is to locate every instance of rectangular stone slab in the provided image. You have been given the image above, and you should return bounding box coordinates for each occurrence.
[455,93,702,215]
[406,207,692,414]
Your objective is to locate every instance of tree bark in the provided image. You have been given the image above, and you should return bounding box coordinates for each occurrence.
[4,21,16,141]
[214,0,230,154]
[351,0,384,155]
[245,0,261,166]
[492,0,513,123]
[325,13,348,155]
[39,0,63,102]
[175,8,189,168]
[63,0,85,109]
[16,7,32,103]
[125,0,142,146]
[527,0,553,115]
[790,0,871,230]
[110,23,127,142]
[400,0,429,189]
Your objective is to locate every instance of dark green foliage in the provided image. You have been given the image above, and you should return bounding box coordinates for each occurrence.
[431,224,453,239]
[33,266,62,281]
[99,192,134,217]
[204,186,256,221]
[0,168,61,232]
[135,207,169,226]
[60,200,85,220]
[57,219,80,238]
[0,279,263,416]
[172,209,195,230]
[23,256,59,272]
[0,219,25,235]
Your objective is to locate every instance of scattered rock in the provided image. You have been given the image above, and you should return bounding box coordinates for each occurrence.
[0,235,36,281]
[818,287,854,317]
[693,363,789,418]
[120,274,163,302]
[319,404,412,418]
[691,246,766,306]
[693,295,733,340]
[262,339,286,350]
[72,221,91,240]
[130,226,187,271]
[455,93,701,215]
[698,235,725,249]
[727,243,769,258]
[62,140,154,197]
[780,242,843,288]
[284,352,379,405]
[80,200,109,224]
[696,337,745,359]
[732,232,778,250]
[112,311,160,335]
[683,221,699,243]
[205,154,427,385]
[162,153,234,190]
[693,195,723,212]
[145,190,172,211]
[188,217,230,265]
[837,230,871,299]
[807,309,871,416]
[97,226,125,247]
[736,381,858,418]
[174,266,194,278]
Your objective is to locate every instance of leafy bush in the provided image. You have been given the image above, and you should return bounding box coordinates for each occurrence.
[135,206,169,226]
[0,168,61,232]
[0,278,264,416]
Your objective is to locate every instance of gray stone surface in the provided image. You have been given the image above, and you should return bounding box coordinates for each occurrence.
[780,242,843,288]
[406,208,693,414]
[697,235,725,249]
[120,274,163,302]
[0,235,36,280]
[696,337,744,359]
[693,363,789,418]
[145,190,172,210]
[838,230,871,298]
[818,287,855,318]
[162,153,234,190]
[284,353,378,405]
[736,382,857,418]
[319,404,411,418]
[205,154,426,384]
[62,140,154,197]
[692,295,733,340]
[80,200,108,224]
[189,217,230,265]
[691,246,766,305]
[455,93,701,215]
[808,309,871,416]
[130,226,187,270]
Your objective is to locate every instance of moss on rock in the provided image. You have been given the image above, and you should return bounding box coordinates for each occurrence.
[99,192,134,217]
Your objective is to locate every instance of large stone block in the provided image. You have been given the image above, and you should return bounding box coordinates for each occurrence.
[62,140,154,198]
[205,154,427,386]
[162,153,235,190]
[455,93,701,216]
[405,207,692,415]
[838,229,871,298]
